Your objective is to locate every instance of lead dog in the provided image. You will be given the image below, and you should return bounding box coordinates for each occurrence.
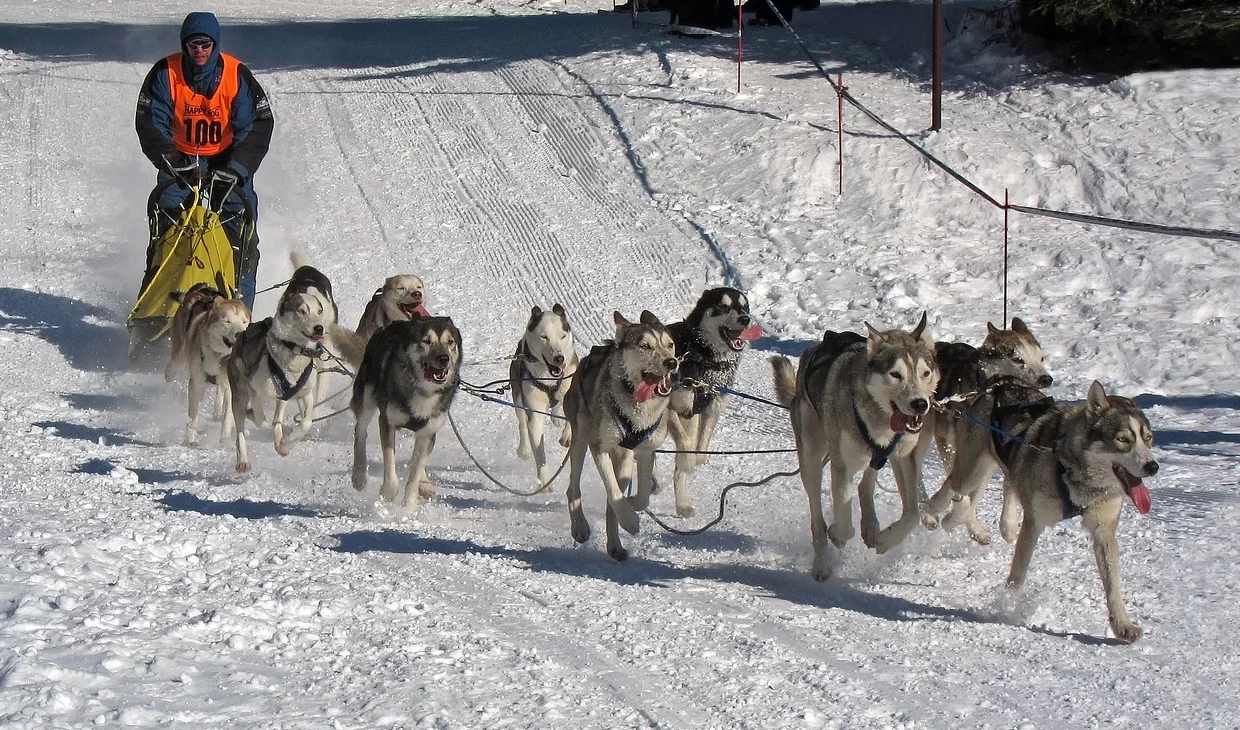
[918,317,1053,542]
[164,283,251,445]
[771,314,940,580]
[224,254,335,472]
[929,379,1156,642]
[510,303,578,492]
[563,311,679,561]
[665,287,762,516]
[350,316,462,515]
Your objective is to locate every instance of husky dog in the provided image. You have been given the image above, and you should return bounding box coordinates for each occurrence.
[350,316,462,515]
[930,379,1156,642]
[164,283,251,445]
[917,317,1053,542]
[771,314,940,581]
[355,274,428,344]
[224,255,335,472]
[510,303,579,492]
[564,311,679,561]
[665,287,762,516]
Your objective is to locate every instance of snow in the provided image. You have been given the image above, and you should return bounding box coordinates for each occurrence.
[0,0,1238,727]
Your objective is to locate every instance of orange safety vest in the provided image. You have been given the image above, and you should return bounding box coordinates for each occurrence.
[166,52,241,157]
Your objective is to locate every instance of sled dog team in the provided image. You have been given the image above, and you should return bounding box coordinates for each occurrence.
[163,254,1158,643]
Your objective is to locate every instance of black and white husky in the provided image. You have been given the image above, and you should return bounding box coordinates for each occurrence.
[509,303,579,492]
[350,316,463,516]
[665,287,762,516]
[224,254,336,472]
[563,311,679,561]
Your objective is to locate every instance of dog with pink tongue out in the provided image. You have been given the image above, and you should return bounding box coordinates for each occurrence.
[563,310,679,562]
[934,376,1157,642]
[664,287,764,518]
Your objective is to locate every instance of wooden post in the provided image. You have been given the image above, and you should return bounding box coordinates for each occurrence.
[931,0,943,130]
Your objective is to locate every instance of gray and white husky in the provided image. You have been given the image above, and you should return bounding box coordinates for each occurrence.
[509,303,579,492]
[665,287,762,517]
[355,274,428,345]
[224,255,336,472]
[917,317,1053,542]
[563,311,679,561]
[350,316,462,516]
[771,314,940,581]
[927,378,1156,642]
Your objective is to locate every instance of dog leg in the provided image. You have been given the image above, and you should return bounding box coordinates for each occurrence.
[1005,512,1045,589]
[272,399,290,455]
[231,381,252,473]
[515,395,533,460]
[401,432,437,516]
[351,403,376,491]
[604,502,628,562]
[999,477,1020,543]
[1085,498,1141,642]
[613,448,636,501]
[628,448,656,512]
[593,450,640,536]
[557,402,573,448]
[857,468,881,549]
[276,376,319,456]
[795,417,833,582]
[961,481,992,545]
[668,412,697,517]
[826,457,857,551]
[185,371,204,446]
[873,456,922,554]
[527,410,553,492]
[566,437,591,544]
[416,433,437,498]
[693,407,722,468]
[378,415,400,502]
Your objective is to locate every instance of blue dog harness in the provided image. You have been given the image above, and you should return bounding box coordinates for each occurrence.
[853,405,902,471]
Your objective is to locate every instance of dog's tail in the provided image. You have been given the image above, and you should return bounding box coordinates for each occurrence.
[770,355,797,407]
[289,251,310,272]
[329,324,368,368]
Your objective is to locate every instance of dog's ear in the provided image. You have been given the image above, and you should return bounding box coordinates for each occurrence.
[527,306,543,330]
[1086,380,1111,418]
[613,310,633,336]
[987,321,1000,336]
[639,310,662,327]
[911,311,932,346]
[864,322,885,355]
[552,303,566,317]
[1011,317,1028,334]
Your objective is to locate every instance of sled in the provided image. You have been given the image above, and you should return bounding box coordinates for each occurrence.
[126,167,255,370]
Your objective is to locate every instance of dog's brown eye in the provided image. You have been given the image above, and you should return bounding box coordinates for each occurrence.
[890,371,903,380]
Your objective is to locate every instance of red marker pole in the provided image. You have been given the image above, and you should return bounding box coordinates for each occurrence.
[1003,188,1010,325]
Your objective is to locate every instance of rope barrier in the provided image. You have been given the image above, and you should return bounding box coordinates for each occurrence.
[749,0,1239,243]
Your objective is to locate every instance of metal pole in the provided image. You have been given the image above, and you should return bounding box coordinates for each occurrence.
[837,74,845,196]
[931,0,943,130]
[1003,188,1009,325]
[737,2,743,93]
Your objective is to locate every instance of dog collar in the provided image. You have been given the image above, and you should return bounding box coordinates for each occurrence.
[517,342,565,402]
[852,405,901,471]
[278,338,324,359]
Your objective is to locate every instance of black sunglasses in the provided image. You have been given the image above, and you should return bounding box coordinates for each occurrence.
[185,38,214,51]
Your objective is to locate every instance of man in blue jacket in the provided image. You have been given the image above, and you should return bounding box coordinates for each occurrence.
[135,11,273,309]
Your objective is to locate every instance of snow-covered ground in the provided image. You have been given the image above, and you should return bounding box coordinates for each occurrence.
[0,0,1238,726]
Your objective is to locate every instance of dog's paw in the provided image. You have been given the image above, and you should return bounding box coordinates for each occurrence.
[999,518,1019,544]
[570,519,590,544]
[351,466,367,492]
[275,442,292,457]
[827,523,852,549]
[558,433,572,448]
[874,521,915,555]
[810,558,832,582]
[1110,619,1143,644]
[379,481,399,502]
[860,520,880,549]
[921,511,941,530]
[607,542,630,562]
[968,525,992,546]
[418,481,436,499]
[613,501,641,536]
[517,444,532,460]
[675,502,695,518]
[236,461,251,473]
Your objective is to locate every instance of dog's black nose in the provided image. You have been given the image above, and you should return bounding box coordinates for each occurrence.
[435,355,450,368]
[312,325,324,336]
[910,398,929,415]
[1144,461,1159,476]
[553,355,565,366]
[737,315,751,327]
[1038,375,1054,388]
[663,358,678,371]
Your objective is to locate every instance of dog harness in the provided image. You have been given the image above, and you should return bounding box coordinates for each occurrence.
[517,341,566,408]
[267,338,321,401]
[610,386,663,450]
[852,405,901,471]
[988,396,1083,520]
